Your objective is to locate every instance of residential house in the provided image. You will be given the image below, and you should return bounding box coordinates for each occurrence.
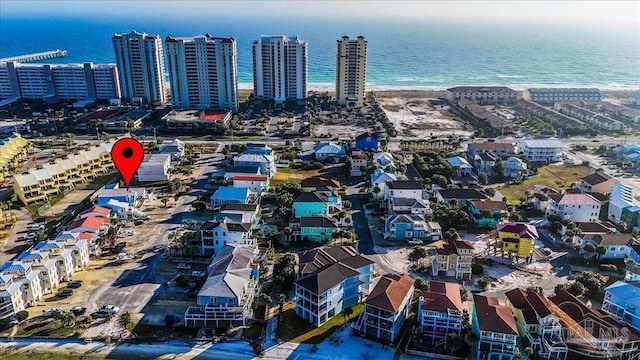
[77,206,112,220]
[474,152,497,176]
[356,274,414,343]
[469,200,507,228]
[389,197,431,215]
[293,192,330,218]
[517,140,564,163]
[432,240,473,279]
[579,233,639,260]
[528,188,559,213]
[291,216,339,242]
[384,181,423,205]
[447,156,473,176]
[574,171,619,195]
[625,262,640,282]
[218,203,260,227]
[1,261,43,307]
[199,218,255,255]
[505,288,567,360]
[350,149,368,177]
[472,294,519,360]
[233,153,276,178]
[371,170,396,200]
[34,240,75,281]
[313,142,345,162]
[503,157,527,178]
[373,152,396,173]
[418,281,464,343]
[66,216,111,234]
[550,290,640,359]
[223,165,262,180]
[435,189,488,208]
[384,214,442,243]
[602,281,640,334]
[546,193,602,222]
[136,153,171,182]
[467,142,516,159]
[159,138,185,162]
[0,274,26,319]
[493,223,538,262]
[294,246,374,327]
[96,186,146,207]
[210,187,255,207]
[354,132,379,151]
[450,175,480,189]
[300,177,341,194]
[17,250,59,295]
[185,244,260,327]
[230,175,269,195]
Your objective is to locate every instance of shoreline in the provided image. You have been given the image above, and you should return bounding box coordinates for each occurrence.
[237,83,640,93]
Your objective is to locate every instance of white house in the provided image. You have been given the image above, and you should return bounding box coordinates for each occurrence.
[0,274,26,319]
[16,251,59,295]
[447,156,473,176]
[373,151,396,173]
[1,261,43,307]
[517,140,564,163]
[384,181,423,203]
[371,169,396,200]
[136,153,171,182]
[389,197,431,215]
[34,241,76,281]
[503,157,527,178]
[199,219,255,255]
[350,149,368,177]
[230,175,269,195]
[546,193,602,222]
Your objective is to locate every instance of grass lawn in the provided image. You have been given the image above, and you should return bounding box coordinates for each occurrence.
[0,350,109,360]
[270,168,321,186]
[278,303,364,344]
[16,319,76,337]
[498,165,593,204]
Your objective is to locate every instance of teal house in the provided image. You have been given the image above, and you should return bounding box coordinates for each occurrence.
[295,216,338,242]
[469,200,507,228]
[293,192,330,218]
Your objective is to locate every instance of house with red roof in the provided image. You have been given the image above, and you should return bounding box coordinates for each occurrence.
[66,216,111,234]
[472,294,519,360]
[432,240,474,279]
[356,273,414,343]
[230,174,269,195]
[77,206,112,220]
[546,193,602,223]
[417,281,464,344]
[505,288,568,360]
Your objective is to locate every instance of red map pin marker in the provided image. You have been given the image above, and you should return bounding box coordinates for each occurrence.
[111,138,144,188]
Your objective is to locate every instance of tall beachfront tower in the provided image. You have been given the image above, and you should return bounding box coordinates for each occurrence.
[336,35,368,106]
[252,35,307,104]
[112,30,166,104]
[165,34,238,112]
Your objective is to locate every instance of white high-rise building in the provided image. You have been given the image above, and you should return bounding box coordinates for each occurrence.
[336,36,367,106]
[112,30,166,104]
[0,62,119,103]
[165,34,238,112]
[252,35,307,104]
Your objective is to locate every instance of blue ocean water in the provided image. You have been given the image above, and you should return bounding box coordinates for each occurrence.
[1,15,639,90]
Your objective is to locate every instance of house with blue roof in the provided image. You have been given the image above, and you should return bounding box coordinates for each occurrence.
[233,153,276,177]
[210,187,255,206]
[314,142,346,162]
[371,169,397,200]
[244,143,273,155]
[446,156,473,176]
[602,281,640,334]
[354,132,379,151]
[1,261,43,306]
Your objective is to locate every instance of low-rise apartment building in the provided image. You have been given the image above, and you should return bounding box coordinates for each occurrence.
[522,88,601,103]
[0,133,28,181]
[467,141,516,159]
[356,274,414,343]
[446,86,518,103]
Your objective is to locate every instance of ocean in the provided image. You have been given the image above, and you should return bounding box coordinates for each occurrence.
[1,15,639,91]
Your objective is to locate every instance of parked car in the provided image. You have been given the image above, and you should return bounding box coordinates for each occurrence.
[71,306,86,316]
[177,263,192,270]
[99,305,120,314]
[90,311,107,319]
[165,314,181,325]
[42,308,63,317]
[56,289,73,298]
[67,280,83,289]
[124,230,134,236]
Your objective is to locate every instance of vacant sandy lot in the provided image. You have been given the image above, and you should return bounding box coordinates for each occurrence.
[378,96,473,138]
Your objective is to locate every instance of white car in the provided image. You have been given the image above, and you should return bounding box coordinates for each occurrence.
[124,230,134,236]
[99,305,120,314]
[42,308,63,317]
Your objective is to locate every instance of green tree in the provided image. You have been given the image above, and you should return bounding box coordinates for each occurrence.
[478,173,489,185]
[526,286,544,294]
[444,228,459,241]
[274,253,296,292]
[342,306,353,324]
[460,287,469,301]
[257,293,272,305]
[15,310,28,322]
[567,281,586,296]
[471,263,484,275]
[446,332,463,354]
[60,310,76,328]
[595,245,607,260]
[161,197,169,208]
[409,246,428,264]
[414,277,430,293]
[478,278,491,290]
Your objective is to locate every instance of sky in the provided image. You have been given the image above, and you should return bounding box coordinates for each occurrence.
[2,0,639,27]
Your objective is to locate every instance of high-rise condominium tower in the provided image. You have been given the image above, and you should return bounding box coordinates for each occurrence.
[165,34,238,112]
[252,35,307,104]
[336,36,367,106]
[112,30,166,104]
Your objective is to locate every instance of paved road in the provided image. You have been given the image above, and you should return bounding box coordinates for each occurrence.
[0,208,33,264]
[349,193,374,255]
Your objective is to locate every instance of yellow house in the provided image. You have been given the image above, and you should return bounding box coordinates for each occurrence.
[13,173,46,205]
[0,133,28,181]
[493,222,538,262]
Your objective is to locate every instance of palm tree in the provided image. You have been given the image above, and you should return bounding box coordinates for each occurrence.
[60,310,76,328]
[342,306,353,324]
[596,245,607,260]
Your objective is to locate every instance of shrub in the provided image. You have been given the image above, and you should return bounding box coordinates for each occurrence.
[0,318,11,330]
[16,310,28,322]
[478,278,491,290]
[471,263,484,275]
